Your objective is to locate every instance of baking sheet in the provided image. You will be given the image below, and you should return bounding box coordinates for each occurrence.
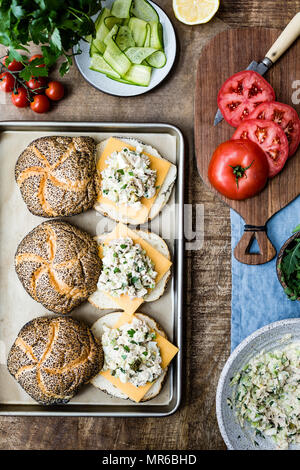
[0,122,184,416]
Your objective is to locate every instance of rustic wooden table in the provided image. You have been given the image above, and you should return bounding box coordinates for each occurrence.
[0,0,299,450]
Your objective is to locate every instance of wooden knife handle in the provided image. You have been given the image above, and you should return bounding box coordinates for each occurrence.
[265,12,300,63]
[234,225,276,265]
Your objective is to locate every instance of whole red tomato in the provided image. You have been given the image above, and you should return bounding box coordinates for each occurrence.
[208,140,269,200]
[26,76,47,91]
[11,87,29,108]
[0,72,15,92]
[2,56,23,71]
[45,81,64,101]
[30,94,50,113]
[29,54,45,68]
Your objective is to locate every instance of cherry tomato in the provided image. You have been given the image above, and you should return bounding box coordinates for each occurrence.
[30,94,50,113]
[2,56,23,71]
[0,72,15,92]
[45,81,64,101]
[11,87,29,108]
[28,54,45,67]
[208,139,269,200]
[217,70,276,127]
[248,101,300,157]
[26,76,47,91]
[231,119,289,177]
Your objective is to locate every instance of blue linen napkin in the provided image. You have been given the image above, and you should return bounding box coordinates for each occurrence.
[231,196,300,351]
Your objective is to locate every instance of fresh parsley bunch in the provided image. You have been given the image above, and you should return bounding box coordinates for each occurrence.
[0,0,102,79]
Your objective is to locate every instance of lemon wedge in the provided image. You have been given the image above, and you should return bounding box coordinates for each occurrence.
[173,0,220,25]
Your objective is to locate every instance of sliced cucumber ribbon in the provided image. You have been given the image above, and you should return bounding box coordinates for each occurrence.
[89,0,166,86]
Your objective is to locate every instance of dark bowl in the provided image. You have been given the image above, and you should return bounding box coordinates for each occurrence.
[276,230,300,301]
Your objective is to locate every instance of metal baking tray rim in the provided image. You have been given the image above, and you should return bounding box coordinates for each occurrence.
[0,121,184,417]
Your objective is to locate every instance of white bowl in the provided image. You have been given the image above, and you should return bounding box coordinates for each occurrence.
[216,318,300,450]
[73,0,177,97]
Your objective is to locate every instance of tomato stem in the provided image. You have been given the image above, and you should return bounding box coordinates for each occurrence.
[229,160,254,188]
[0,61,45,101]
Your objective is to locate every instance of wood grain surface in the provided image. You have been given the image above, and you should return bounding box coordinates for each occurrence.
[0,0,299,451]
[195,27,300,265]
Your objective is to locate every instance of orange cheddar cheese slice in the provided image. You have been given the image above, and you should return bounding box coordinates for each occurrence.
[98,223,172,315]
[100,312,179,402]
[96,137,171,224]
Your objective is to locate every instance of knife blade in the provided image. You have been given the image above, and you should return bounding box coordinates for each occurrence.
[213,58,273,126]
[213,12,300,126]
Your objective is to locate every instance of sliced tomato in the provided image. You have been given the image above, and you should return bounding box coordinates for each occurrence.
[217,71,276,127]
[231,119,289,177]
[248,101,300,157]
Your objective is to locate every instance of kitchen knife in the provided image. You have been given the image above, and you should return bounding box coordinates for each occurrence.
[214,12,300,126]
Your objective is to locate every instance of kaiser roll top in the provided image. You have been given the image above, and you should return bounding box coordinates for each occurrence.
[7,316,104,405]
[15,220,102,314]
[15,136,98,217]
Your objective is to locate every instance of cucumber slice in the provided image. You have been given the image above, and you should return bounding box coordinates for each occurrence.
[91,38,106,55]
[146,50,166,68]
[108,76,133,84]
[90,42,99,57]
[128,17,147,46]
[104,16,124,30]
[124,64,152,86]
[95,8,111,42]
[149,21,163,50]
[104,24,119,46]
[94,9,106,30]
[130,0,159,22]
[111,0,132,18]
[90,54,121,79]
[115,25,135,51]
[103,38,132,76]
[144,23,151,47]
[125,46,157,64]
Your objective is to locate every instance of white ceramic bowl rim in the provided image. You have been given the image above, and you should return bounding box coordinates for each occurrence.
[216,318,300,450]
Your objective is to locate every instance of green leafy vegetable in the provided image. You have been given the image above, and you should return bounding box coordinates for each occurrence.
[0,0,102,77]
[292,224,300,233]
[280,230,300,301]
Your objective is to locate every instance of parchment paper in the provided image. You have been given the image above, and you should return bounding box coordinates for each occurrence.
[0,130,177,407]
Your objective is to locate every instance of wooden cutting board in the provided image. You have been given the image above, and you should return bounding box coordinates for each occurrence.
[194,28,300,265]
